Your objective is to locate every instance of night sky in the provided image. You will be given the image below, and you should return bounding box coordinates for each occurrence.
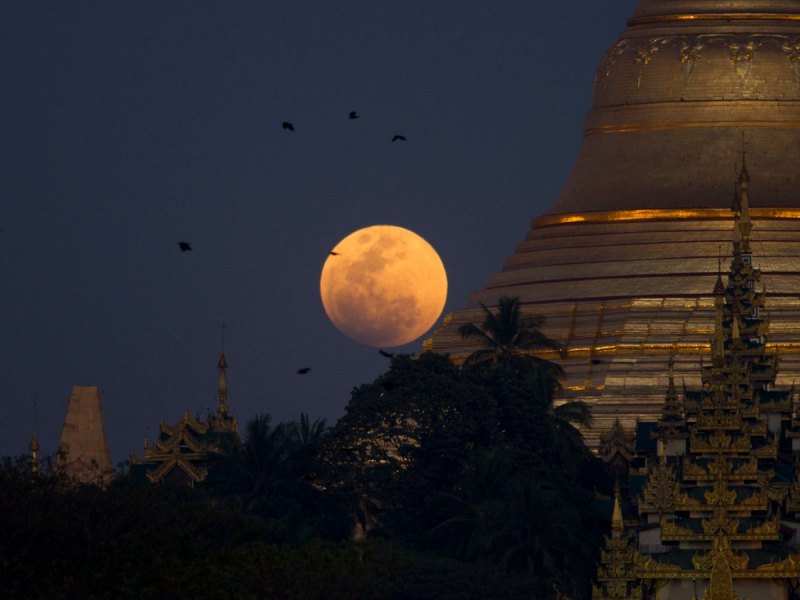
[1,1,639,465]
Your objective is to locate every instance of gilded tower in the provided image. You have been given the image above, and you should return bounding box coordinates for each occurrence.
[426,0,800,446]
[593,174,800,600]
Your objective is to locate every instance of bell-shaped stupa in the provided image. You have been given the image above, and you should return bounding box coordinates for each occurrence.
[427,0,800,447]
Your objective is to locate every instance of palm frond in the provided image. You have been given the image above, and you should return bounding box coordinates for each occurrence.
[552,401,593,427]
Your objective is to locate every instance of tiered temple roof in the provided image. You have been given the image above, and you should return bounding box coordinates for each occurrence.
[130,353,239,487]
[593,166,800,599]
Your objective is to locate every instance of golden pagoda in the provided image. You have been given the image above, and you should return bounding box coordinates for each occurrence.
[593,175,800,600]
[129,353,239,487]
[426,0,800,447]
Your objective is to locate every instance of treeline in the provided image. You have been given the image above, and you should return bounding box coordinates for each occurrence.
[0,300,612,599]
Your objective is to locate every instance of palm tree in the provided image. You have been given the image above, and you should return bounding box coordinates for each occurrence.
[458,296,563,373]
[460,295,592,430]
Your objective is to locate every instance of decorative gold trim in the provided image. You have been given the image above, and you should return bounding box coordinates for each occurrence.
[586,120,800,136]
[533,208,800,228]
[628,13,800,26]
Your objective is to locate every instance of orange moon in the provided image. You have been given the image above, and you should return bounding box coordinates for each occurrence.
[320,225,448,348]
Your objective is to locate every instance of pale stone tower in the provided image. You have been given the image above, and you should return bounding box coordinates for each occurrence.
[57,386,113,485]
[426,0,800,447]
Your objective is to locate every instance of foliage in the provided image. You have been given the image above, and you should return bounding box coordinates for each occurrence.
[0,323,611,598]
[458,295,563,374]
[323,348,610,599]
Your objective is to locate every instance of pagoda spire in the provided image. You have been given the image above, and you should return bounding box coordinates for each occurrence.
[28,430,40,477]
[216,352,229,417]
[591,478,643,600]
[612,478,624,537]
[712,274,725,364]
[734,148,752,249]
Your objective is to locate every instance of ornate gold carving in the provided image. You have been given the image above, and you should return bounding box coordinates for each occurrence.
[593,536,644,600]
[692,536,749,572]
[679,38,704,82]
[641,461,678,514]
[690,429,752,453]
[634,38,670,88]
[599,40,629,89]
[599,418,636,464]
[782,38,800,83]
[753,552,800,575]
[636,553,685,577]
[728,40,757,84]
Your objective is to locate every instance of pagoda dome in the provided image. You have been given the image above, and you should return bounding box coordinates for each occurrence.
[550,0,800,214]
[427,0,800,448]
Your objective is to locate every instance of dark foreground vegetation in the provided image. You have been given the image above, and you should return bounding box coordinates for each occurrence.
[0,300,612,599]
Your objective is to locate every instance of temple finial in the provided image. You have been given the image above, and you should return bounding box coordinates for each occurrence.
[736,139,752,246]
[217,351,229,417]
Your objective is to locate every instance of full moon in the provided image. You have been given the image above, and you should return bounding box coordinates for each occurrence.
[320,225,448,348]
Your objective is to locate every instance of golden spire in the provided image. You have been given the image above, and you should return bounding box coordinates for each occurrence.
[713,275,725,362]
[612,478,624,537]
[736,147,752,245]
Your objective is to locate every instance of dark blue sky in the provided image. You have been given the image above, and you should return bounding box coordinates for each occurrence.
[0,1,638,464]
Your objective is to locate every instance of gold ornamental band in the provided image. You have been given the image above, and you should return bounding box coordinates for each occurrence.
[533,208,800,228]
[628,13,800,26]
[586,120,800,136]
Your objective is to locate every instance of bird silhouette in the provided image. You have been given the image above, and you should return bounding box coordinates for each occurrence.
[329,251,340,256]
[297,367,311,375]
[348,111,359,120]
[379,350,394,358]
[282,121,295,131]
[178,242,192,252]
[391,135,406,142]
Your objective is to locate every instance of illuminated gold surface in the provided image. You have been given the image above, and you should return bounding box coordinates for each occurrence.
[427,0,800,449]
[587,120,800,136]
[629,13,800,25]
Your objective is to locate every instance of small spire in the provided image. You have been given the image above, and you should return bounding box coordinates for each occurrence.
[713,280,725,361]
[738,136,751,184]
[612,478,624,537]
[736,143,752,244]
[217,352,229,417]
[730,169,741,214]
[29,430,40,477]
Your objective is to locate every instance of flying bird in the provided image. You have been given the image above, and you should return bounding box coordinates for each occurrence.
[329,251,340,256]
[379,350,394,358]
[391,135,406,142]
[348,111,359,120]
[297,367,311,375]
[178,242,192,252]
[282,121,295,131]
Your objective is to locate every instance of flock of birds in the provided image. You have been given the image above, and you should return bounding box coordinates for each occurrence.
[175,112,404,376]
[176,111,405,254]
[281,110,406,142]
